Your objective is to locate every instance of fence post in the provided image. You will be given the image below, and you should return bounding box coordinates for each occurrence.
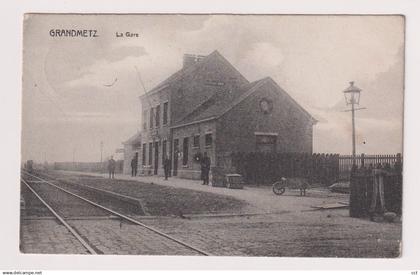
[395,153,402,173]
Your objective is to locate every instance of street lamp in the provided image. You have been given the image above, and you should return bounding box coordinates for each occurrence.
[343,81,364,168]
[343,81,361,105]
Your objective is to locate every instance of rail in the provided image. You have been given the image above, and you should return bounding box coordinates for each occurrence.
[21,178,97,254]
[21,170,210,256]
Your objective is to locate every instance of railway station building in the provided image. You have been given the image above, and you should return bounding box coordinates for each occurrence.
[123,50,316,180]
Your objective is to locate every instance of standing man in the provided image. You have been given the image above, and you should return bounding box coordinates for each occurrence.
[108,156,116,179]
[369,164,386,220]
[163,154,171,180]
[201,152,211,185]
[131,156,138,177]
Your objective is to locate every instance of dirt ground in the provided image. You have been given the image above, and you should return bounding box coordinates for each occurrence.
[139,209,401,257]
[27,170,402,257]
[31,171,249,216]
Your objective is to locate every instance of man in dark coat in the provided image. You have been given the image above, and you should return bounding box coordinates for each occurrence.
[200,152,211,185]
[163,154,171,180]
[131,156,138,177]
[108,156,116,179]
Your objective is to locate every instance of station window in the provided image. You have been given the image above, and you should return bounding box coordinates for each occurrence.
[142,143,146,165]
[193,135,200,148]
[163,102,168,125]
[205,133,213,147]
[148,142,153,165]
[155,104,160,127]
[162,140,167,163]
[143,110,147,130]
[174,138,179,153]
[183,137,189,165]
[149,108,154,129]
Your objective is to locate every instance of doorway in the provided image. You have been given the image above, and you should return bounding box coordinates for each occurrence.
[134,151,139,166]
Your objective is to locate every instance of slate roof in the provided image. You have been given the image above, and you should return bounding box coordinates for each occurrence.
[172,76,317,128]
[122,131,142,145]
[140,50,316,129]
[141,50,248,98]
[174,78,267,126]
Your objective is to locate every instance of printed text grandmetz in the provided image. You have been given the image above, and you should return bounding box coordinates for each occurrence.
[49,29,99,37]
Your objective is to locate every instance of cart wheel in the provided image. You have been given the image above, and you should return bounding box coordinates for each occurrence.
[272,181,286,195]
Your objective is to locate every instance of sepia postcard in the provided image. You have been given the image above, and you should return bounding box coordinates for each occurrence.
[20,14,404,258]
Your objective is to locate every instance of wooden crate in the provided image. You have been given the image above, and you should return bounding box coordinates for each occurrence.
[225,174,244,189]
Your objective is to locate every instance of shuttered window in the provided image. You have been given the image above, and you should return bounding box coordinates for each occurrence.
[148,142,153,165]
[205,133,213,147]
[149,108,154,129]
[142,143,146,165]
[183,137,189,165]
[162,140,167,164]
[193,135,200,148]
[155,104,160,127]
[163,102,168,125]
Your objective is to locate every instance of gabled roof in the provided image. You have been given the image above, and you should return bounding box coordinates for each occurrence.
[171,77,317,128]
[173,79,266,127]
[262,77,317,124]
[140,50,248,99]
[139,50,315,129]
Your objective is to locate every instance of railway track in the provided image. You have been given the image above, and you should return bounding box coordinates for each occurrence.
[28,170,148,215]
[21,170,210,256]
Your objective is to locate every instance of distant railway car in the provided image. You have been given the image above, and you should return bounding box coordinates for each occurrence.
[26,160,33,172]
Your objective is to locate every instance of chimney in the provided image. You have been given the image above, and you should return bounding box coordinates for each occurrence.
[183,54,206,69]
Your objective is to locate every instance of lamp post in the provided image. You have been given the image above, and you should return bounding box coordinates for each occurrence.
[343,82,367,218]
[343,81,363,168]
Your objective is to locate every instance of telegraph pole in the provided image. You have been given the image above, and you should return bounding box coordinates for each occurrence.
[100,141,103,163]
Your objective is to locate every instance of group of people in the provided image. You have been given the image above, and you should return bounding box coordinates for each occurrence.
[129,154,172,179]
[128,152,211,185]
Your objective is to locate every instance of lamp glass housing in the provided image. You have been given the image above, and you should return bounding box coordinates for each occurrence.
[344,90,361,105]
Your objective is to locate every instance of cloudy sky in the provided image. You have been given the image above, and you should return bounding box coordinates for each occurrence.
[22,14,404,162]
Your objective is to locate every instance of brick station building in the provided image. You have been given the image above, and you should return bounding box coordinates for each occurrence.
[123,50,316,180]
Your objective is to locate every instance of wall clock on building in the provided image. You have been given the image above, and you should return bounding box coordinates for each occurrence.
[260,98,273,114]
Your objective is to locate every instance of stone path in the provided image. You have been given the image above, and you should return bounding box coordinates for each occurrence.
[68,219,200,255]
[20,219,88,254]
[21,217,202,255]
[20,177,203,255]
[140,209,402,257]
